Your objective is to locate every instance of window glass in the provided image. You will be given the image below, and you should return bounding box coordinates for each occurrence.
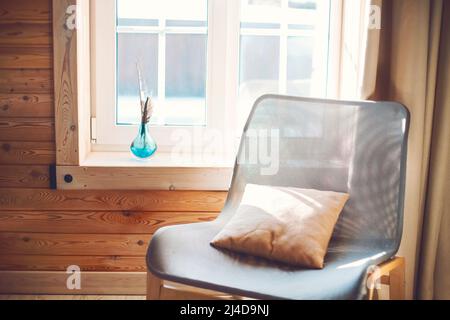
[117,33,158,125]
[238,0,326,122]
[286,36,314,96]
[239,35,280,95]
[116,0,208,126]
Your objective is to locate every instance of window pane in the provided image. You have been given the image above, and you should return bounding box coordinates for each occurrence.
[117,33,158,125]
[165,34,207,126]
[238,0,329,125]
[246,0,281,8]
[116,0,208,126]
[288,0,317,10]
[240,36,280,83]
[239,36,280,112]
[287,36,314,96]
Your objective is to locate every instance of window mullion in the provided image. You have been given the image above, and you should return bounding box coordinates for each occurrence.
[157,17,166,125]
[279,35,287,94]
[279,0,288,94]
[226,0,240,138]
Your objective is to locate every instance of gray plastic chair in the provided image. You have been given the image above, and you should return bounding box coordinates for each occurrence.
[147,95,410,300]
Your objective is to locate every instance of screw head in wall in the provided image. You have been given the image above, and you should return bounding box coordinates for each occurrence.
[64,174,73,183]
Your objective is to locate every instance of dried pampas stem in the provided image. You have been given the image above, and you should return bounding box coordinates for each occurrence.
[141,97,154,124]
[136,62,154,124]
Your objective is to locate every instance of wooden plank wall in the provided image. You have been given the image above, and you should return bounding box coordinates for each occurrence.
[0,0,226,295]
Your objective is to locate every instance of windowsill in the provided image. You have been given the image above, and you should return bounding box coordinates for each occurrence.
[56,151,234,191]
[81,151,235,168]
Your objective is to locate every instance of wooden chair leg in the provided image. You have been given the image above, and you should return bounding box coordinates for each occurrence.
[373,288,380,300]
[147,271,162,300]
[389,258,405,300]
[367,287,375,300]
[367,256,405,300]
[367,287,381,300]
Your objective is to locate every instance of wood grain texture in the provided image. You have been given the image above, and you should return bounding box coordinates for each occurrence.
[0,165,50,188]
[0,118,54,141]
[0,232,150,256]
[0,210,217,234]
[0,141,55,165]
[0,47,52,69]
[0,189,227,212]
[57,166,232,191]
[53,0,79,165]
[0,255,146,272]
[0,23,52,47]
[147,271,162,300]
[0,69,53,93]
[0,271,146,295]
[0,0,52,23]
[0,93,53,117]
[0,0,231,288]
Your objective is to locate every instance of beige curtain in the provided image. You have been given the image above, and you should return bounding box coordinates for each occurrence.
[417,2,450,299]
[358,0,450,299]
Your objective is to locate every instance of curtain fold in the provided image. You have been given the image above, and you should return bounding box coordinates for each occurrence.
[417,1,450,300]
[357,0,449,299]
[358,0,382,99]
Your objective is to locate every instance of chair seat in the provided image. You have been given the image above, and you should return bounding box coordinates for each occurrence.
[146,220,394,300]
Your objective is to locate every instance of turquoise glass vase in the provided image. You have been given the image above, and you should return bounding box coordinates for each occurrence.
[130,122,157,158]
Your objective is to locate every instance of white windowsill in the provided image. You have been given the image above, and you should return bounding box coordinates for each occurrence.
[81,151,235,168]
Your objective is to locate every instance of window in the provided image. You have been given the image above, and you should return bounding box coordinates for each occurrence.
[238,0,332,126]
[116,0,208,126]
[91,0,337,151]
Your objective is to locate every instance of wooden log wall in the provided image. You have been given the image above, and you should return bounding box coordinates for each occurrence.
[0,0,226,295]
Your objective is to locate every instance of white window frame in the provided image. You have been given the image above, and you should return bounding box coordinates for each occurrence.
[91,0,340,153]
[91,0,239,154]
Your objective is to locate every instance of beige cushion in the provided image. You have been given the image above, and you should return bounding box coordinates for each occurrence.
[211,184,349,269]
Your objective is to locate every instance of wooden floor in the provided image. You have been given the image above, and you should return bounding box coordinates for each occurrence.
[0,295,145,300]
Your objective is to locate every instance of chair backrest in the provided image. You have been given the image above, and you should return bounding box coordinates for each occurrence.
[222,95,410,252]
